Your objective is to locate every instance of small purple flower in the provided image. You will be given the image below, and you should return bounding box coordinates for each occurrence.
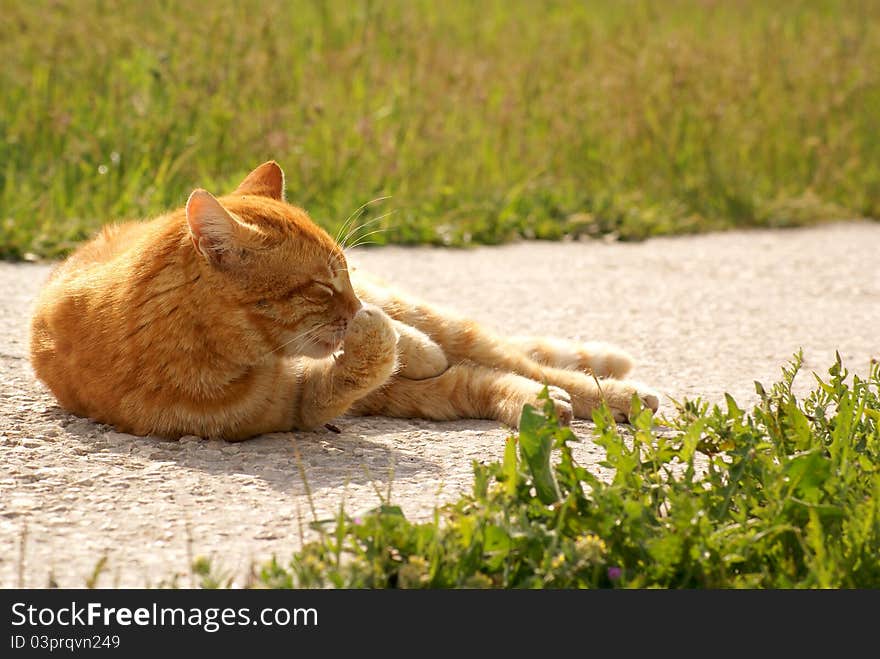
[353,517,363,525]
[607,566,622,581]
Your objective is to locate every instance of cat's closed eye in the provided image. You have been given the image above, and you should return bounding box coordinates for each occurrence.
[314,282,334,296]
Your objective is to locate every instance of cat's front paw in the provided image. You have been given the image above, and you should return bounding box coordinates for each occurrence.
[342,305,398,369]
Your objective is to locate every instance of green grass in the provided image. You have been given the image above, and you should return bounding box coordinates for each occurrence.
[2,0,880,259]
[232,353,878,589]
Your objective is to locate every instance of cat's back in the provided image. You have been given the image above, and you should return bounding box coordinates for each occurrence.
[29,214,189,424]
[42,220,153,288]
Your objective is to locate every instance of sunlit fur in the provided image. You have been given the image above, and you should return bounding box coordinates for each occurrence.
[30,162,658,440]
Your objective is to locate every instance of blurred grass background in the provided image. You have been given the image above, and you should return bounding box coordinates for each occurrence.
[1,0,878,259]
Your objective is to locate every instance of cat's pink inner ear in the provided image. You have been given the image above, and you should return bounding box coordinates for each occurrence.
[233,161,285,200]
[186,189,240,261]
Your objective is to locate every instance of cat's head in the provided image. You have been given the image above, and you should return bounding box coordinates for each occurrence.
[185,161,362,358]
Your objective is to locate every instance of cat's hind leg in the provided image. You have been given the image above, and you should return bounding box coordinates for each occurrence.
[350,364,573,428]
[536,366,659,422]
[508,337,633,379]
[353,273,656,420]
[355,273,632,380]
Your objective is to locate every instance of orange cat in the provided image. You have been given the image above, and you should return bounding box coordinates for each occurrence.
[30,162,658,440]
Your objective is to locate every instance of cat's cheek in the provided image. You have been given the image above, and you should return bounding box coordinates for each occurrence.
[293,335,344,359]
[297,341,334,359]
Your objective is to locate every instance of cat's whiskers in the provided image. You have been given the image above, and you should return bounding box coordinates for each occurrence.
[333,196,392,247]
[334,207,367,247]
[264,324,327,359]
[341,211,397,252]
[299,330,325,353]
[344,227,391,251]
[339,212,389,250]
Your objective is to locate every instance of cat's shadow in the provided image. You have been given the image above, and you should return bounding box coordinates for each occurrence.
[54,407,447,493]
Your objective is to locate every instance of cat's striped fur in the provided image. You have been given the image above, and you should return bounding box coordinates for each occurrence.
[30,162,658,440]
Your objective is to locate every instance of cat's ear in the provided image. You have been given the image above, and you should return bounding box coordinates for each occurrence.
[186,189,256,264]
[233,161,285,200]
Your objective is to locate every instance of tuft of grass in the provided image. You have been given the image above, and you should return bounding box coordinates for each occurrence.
[190,556,234,589]
[251,353,880,588]
[2,0,879,259]
[84,555,109,589]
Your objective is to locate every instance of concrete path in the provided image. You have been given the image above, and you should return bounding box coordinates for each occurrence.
[1,222,877,586]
